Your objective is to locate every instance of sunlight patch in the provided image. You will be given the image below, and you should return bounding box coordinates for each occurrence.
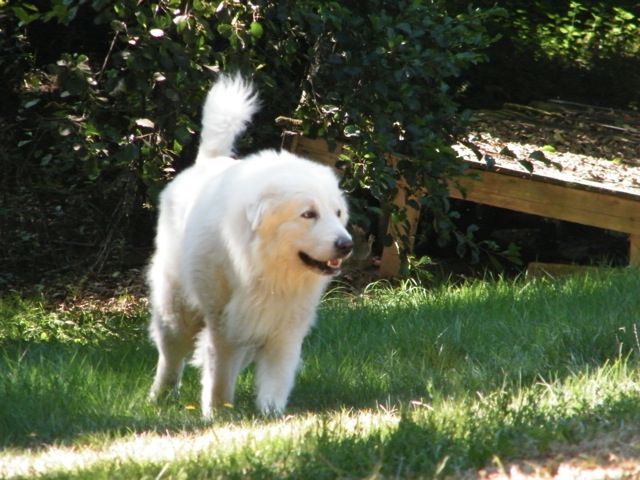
[0,410,400,478]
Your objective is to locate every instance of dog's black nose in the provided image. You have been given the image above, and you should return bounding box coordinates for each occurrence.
[335,236,354,256]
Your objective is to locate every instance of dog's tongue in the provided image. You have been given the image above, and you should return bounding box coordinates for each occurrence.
[327,258,343,269]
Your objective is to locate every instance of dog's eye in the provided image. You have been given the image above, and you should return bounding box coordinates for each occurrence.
[301,210,318,220]
[336,209,342,218]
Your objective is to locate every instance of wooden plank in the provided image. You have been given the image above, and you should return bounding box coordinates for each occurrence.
[379,184,421,277]
[283,134,343,169]
[630,234,640,267]
[526,262,608,279]
[449,170,640,235]
[280,130,299,153]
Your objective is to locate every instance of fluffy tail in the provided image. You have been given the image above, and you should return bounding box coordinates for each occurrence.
[195,74,259,163]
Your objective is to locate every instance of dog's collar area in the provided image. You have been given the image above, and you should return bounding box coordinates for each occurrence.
[298,251,342,275]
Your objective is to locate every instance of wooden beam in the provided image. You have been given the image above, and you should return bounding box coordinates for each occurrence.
[449,170,640,236]
[378,184,421,277]
[526,262,608,279]
[282,133,343,170]
[630,234,640,267]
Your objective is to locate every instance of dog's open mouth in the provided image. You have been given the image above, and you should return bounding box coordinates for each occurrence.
[299,251,344,275]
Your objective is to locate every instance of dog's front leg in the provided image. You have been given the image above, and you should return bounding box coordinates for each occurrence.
[200,329,249,418]
[254,331,305,416]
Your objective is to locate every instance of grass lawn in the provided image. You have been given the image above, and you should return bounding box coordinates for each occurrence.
[1,269,640,478]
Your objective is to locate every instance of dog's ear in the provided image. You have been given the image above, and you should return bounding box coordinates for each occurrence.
[246,197,273,231]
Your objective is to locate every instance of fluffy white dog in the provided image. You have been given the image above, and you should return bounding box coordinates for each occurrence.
[147,74,352,417]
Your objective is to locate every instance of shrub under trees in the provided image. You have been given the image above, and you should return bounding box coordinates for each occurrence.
[2,1,636,285]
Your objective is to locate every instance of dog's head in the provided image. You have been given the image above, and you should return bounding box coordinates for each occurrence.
[246,159,352,277]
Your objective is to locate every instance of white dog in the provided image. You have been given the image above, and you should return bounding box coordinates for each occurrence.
[147,74,352,417]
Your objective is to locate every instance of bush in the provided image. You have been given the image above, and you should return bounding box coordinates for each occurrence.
[2,0,298,283]
[460,1,640,107]
[1,0,501,284]
[293,1,502,264]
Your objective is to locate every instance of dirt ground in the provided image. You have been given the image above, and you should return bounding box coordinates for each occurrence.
[454,100,640,196]
[463,428,640,480]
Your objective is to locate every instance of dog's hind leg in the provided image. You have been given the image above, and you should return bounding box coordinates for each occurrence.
[148,306,199,401]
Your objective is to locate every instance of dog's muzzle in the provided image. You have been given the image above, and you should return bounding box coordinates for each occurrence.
[299,235,353,275]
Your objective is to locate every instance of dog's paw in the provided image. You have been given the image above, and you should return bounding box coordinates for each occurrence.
[256,398,286,418]
[148,385,181,404]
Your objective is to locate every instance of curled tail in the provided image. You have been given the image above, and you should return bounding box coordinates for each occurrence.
[195,74,259,163]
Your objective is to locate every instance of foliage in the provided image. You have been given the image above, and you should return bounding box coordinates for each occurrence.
[294,1,504,265]
[524,1,639,66]
[461,0,640,107]
[1,0,504,282]
[0,293,146,345]
[1,0,302,283]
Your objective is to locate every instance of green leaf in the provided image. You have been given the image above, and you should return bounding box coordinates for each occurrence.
[499,146,516,158]
[40,153,53,166]
[518,159,534,173]
[12,6,39,24]
[23,98,40,109]
[135,118,155,129]
[249,21,264,39]
[116,144,140,163]
[529,150,547,163]
[483,155,496,168]
[217,23,232,37]
[175,126,194,145]
[343,125,360,138]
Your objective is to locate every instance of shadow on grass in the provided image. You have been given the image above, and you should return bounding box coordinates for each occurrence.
[0,340,211,449]
[295,394,640,479]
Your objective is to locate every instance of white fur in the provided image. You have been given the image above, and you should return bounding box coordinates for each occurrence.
[195,74,259,162]
[147,74,351,417]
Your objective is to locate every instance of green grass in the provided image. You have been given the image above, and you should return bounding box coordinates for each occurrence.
[1,269,640,478]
